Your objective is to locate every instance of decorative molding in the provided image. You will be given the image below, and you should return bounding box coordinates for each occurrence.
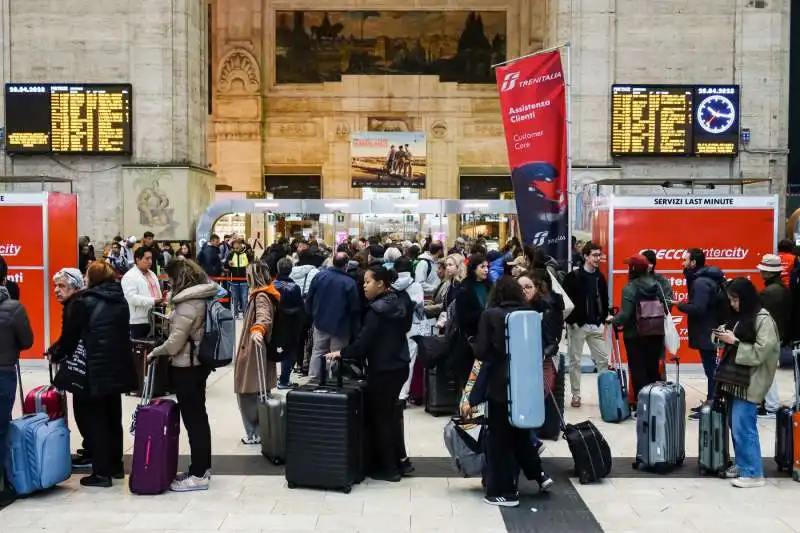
[430,120,448,139]
[368,117,413,132]
[267,121,318,138]
[218,48,261,94]
[463,121,504,138]
[335,122,351,138]
[213,121,262,141]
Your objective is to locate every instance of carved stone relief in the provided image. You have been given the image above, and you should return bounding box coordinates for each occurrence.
[218,48,261,94]
[463,121,504,138]
[430,120,448,139]
[267,121,318,137]
[213,121,261,141]
[368,117,413,132]
[335,122,351,138]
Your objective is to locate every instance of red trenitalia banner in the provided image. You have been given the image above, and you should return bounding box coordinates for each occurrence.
[496,50,568,263]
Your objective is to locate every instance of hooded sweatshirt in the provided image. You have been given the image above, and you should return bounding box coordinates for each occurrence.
[341,291,410,374]
[0,286,33,368]
[290,264,319,296]
[392,272,425,336]
[613,274,666,339]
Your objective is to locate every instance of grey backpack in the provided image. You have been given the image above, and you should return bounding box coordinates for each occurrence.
[196,299,235,369]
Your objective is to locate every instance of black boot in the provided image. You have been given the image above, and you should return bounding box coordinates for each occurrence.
[80,474,112,488]
[0,473,17,509]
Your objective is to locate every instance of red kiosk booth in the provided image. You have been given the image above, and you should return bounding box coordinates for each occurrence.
[591,188,778,365]
[0,192,78,358]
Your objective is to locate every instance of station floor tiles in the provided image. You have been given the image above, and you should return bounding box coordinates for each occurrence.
[2,361,799,533]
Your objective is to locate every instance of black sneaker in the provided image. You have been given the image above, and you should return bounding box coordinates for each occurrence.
[370,472,402,483]
[111,468,125,480]
[538,476,554,492]
[484,495,520,507]
[72,455,93,470]
[400,459,415,477]
[757,406,776,419]
[688,412,701,421]
[80,474,112,488]
[690,403,704,413]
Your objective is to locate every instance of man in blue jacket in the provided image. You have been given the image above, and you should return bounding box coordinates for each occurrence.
[306,252,361,380]
[677,248,726,420]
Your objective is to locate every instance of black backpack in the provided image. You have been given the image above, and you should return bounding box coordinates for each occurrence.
[711,277,731,327]
[265,287,305,363]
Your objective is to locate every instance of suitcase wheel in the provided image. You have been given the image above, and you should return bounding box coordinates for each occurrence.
[288,482,297,489]
[699,466,706,476]
[631,461,639,470]
[272,458,283,466]
[717,470,727,480]
[792,471,800,483]
[342,485,352,494]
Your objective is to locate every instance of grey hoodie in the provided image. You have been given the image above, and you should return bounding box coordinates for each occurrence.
[392,272,426,333]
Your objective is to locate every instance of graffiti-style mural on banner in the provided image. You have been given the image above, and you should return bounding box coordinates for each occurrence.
[275,11,506,84]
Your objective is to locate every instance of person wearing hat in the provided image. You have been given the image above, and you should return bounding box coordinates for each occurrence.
[757,253,791,417]
[612,254,669,401]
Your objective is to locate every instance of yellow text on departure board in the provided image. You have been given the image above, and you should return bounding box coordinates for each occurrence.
[49,87,131,153]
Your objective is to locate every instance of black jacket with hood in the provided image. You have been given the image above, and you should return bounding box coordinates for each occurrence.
[562,267,610,327]
[0,286,33,369]
[341,290,410,375]
[760,276,792,345]
[475,301,528,404]
[75,281,137,396]
[677,266,726,351]
[613,274,667,340]
[531,292,565,358]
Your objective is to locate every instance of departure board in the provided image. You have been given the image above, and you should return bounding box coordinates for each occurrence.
[4,83,132,155]
[611,84,739,157]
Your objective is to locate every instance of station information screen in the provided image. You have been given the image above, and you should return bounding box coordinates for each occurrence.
[611,84,739,157]
[4,83,132,155]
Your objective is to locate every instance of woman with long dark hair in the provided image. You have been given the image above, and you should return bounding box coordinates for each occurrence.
[471,275,553,507]
[714,277,780,488]
[453,253,491,391]
[326,265,412,482]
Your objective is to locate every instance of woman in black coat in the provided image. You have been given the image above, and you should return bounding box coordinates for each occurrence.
[326,266,412,482]
[55,262,136,488]
[470,276,553,507]
[452,253,491,392]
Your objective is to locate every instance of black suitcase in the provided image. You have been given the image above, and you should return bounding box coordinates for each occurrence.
[537,354,565,441]
[424,363,458,417]
[564,420,613,484]
[285,370,364,493]
[776,347,799,472]
[129,309,170,398]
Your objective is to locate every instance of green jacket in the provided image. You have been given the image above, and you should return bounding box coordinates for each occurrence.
[734,308,780,404]
[613,275,666,339]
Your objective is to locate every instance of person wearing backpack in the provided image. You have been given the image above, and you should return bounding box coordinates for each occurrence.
[677,248,727,420]
[234,262,282,444]
[612,255,668,401]
[414,241,443,297]
[149,259,219,492]
[272,257,305,390]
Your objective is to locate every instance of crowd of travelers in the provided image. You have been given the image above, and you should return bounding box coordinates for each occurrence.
[0,228,795,507]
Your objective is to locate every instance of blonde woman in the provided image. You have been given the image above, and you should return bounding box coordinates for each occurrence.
[234,262,281,445]
[425,253,466,330]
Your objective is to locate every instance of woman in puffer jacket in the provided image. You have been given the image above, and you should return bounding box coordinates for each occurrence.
[150,259,218,492]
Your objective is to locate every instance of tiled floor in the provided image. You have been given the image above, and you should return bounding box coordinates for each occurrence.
[3,358,798,532]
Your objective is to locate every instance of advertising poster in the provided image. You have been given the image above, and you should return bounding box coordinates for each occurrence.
[351,132,426,188]
[496,50,568,263]
[595,196,777,364]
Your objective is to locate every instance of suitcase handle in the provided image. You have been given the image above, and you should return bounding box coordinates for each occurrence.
[141,359,158,405]
[255,340,269,403]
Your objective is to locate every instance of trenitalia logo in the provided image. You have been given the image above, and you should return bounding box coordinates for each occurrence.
[0,244,21,256]
[500,72,520,92]
[638,247,749,261]
[500,70,563,92]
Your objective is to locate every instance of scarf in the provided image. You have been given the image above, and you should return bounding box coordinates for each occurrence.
[713,319,754,400]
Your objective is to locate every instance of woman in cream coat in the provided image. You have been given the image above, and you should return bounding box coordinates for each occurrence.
[234,262,280,444]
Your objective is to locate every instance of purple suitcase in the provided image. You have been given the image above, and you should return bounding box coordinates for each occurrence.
[129,362,180,495]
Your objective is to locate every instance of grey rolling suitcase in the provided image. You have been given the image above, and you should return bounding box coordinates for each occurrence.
[698,398,730,477]
[256,342,287,465]
[633,358,686,473]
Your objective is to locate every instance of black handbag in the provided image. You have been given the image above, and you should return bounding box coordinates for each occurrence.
[53,341,89,394]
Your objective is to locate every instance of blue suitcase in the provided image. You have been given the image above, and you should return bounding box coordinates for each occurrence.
[598,327,630,423]
[5,413,71,496]
[505,310,545,429]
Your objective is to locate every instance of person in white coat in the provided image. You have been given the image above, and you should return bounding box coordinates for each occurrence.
[120,247,163,338]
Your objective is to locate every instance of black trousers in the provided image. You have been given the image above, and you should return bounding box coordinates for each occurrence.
[170,366,212,477]
[624,335,664,402]
[130,324,150,339]
[486,400,543,498]
[364,369,407,476]
[75,393,123,477]
[72,394,93,456]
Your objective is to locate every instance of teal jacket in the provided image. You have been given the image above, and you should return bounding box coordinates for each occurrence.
[613,275,667,340]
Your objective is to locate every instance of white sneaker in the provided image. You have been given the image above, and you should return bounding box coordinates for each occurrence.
[170,472,210,492]
[731,476,765,488]
[724,465,739,479]
[241,435,261,445]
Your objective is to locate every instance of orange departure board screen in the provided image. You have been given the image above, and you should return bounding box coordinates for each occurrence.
[5,83,132,155]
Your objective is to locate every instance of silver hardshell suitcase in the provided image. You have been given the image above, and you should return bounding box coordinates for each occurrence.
[633,358,686,473]
[255,343,287,464]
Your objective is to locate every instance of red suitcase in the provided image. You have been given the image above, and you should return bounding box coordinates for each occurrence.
[23,364,67,421]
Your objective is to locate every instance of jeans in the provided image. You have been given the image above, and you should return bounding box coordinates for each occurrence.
[699,349,717,400]
[309,327,349,380]
[279,349,295,386]
[170,366,212,477]
[568,325,610,396]
[229,282,248,315]
[0,370,17,476]
[75,394,123,477]
[731,398,763,478]
[624,335,664,402]
[486,400,544,498]
[364,369,407,476]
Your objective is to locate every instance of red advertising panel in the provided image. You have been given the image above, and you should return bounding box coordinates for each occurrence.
[496,50,569,262]
[595,195,777,364]
[47,193,78,348]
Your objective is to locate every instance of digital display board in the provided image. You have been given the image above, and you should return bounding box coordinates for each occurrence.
[611,84,739,157]
[4,83,132,155]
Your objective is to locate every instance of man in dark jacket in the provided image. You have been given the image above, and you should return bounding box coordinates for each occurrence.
[272,257,305,389]
[677,248,726,418]
[306,252,361,380]
[0,285,33,507]
[139,231,163,273]
[757,254,791,416]
[197,234,223,278]
[0,255,19,300]
[562,242,612,408]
